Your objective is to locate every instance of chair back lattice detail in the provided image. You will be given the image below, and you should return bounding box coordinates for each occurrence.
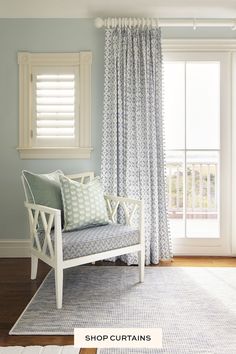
[28,207,55,259]
[23,171,95,261]
[105,195,140,227]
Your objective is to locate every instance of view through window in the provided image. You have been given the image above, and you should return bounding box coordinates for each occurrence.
[163,61,220,239]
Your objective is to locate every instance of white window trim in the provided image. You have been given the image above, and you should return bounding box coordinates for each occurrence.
[17,52,93,159]
[162,38,236,256]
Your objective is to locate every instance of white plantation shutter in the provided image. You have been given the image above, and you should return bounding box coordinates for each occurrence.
[32,68,78,147]
[18,52,92,159]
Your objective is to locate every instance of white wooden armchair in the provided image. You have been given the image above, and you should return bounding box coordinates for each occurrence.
[22,172,145,309]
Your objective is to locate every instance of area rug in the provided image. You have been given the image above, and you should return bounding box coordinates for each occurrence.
[10,266,236,353]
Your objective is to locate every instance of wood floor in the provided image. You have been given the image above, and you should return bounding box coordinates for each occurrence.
[1,257,236,354]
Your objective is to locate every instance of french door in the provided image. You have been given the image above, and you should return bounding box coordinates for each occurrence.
[163,52,231,255]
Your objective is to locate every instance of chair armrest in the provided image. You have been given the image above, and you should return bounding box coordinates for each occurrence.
[24,202,62,262]
[104,194,143,227]
[104,195,144,246]
[25,202,61,216]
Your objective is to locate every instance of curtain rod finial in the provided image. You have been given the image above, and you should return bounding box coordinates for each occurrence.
[95,17,104,28]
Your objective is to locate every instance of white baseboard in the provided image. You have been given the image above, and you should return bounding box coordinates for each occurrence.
[0,239,31,257]
[0,239,234,258]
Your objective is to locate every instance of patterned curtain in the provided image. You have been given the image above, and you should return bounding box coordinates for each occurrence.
[101,24,172,265]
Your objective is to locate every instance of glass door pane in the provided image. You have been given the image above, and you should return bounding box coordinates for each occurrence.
[164,59,221,240]
[163,62,185,150]
[186,62,220,150]
[186,151,220,238]
[166,151,185,238]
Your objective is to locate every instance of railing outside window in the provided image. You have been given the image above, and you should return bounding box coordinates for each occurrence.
[167,161,218,219]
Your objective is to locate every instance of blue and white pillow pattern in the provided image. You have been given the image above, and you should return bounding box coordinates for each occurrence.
[59,175,109,231]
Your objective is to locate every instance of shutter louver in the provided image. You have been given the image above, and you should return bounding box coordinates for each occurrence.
[36,74,75,140]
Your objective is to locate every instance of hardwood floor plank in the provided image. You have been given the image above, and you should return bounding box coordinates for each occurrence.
[80,349,96,354]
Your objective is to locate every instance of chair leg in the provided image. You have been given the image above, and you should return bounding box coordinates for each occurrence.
[55,267,63,309]
[138,249,145,283]
[31,254,38,280]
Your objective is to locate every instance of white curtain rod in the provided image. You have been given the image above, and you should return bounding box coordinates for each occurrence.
[94,17,236,30]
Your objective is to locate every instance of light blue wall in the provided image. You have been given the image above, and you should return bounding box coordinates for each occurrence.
[0,19,235,241]
[0,19,104,240]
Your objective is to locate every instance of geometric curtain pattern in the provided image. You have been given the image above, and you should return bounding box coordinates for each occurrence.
[101,25,172,264]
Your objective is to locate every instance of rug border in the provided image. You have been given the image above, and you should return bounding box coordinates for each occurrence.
[9,270,53,335]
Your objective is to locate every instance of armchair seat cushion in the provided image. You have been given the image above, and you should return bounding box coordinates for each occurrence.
[38,224,140,260]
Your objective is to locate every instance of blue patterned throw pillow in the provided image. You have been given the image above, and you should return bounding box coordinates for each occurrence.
[59,175,109,231]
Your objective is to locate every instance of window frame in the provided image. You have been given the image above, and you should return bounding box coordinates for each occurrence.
[17,52,92,159]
